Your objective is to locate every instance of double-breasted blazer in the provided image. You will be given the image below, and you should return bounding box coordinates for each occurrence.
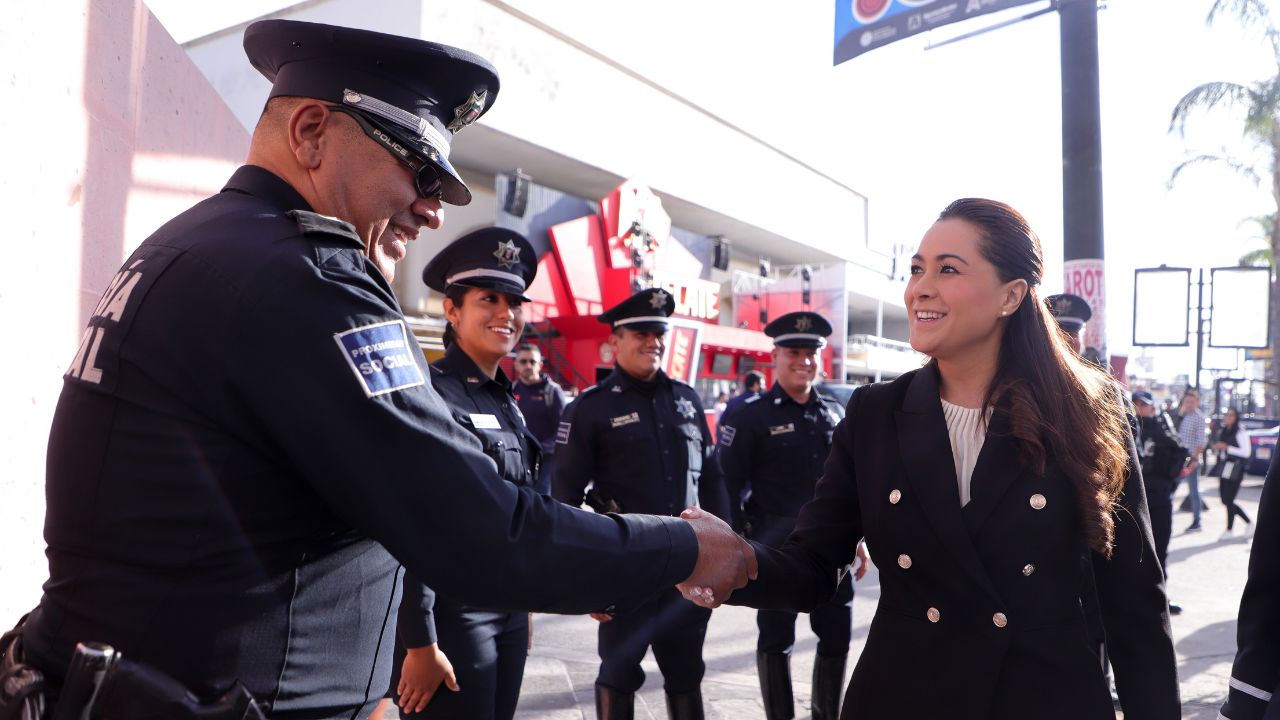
[731,365,1180,719]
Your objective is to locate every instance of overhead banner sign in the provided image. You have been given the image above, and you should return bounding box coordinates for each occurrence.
[834,0,1042,65]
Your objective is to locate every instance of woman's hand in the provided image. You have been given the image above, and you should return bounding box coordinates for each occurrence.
[397,643,458,713]
[852,539,871,581]
[1213,441,1228,451]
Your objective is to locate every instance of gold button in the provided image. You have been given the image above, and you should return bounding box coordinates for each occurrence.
[927,607,941,623]
[993,612,1008,628]
[1022,563,1036,577]
[897,554,912,569]
[1029,494,1047,510]
[889,489,902,504]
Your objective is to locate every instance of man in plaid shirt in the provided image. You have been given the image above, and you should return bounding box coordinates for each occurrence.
[1177,390,1208,533]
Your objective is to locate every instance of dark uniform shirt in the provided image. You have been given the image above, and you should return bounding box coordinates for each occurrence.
[397,344,542,647]
[717,384,845,532]
[1137,412,1186,484]
[513,376,567,457]
[553,367,729,519]
[24,166,697,718]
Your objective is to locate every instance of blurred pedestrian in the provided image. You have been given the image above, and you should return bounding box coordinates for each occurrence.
[1211,407,1254,541]
[722,371,766,422]
[513,344,567,496]
[1178,390,1209,533]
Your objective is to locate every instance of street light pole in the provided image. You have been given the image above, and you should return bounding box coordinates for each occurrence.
[1059,0,1108,364]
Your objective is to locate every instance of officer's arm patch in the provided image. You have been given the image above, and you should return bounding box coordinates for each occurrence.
[556,422,572,445]
[719,425,736,447]
[334,320,425,397]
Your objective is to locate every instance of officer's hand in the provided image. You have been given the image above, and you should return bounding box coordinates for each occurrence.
[589,612,614,623]
[676,506,758,608]
[397,643,458,713]
[852,539,870,581]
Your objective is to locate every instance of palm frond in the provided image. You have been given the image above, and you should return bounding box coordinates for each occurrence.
[1208,0,1280,59]
[1169,81,1257,135]
[1168,153,1262,189]
[1239,247,1274,266]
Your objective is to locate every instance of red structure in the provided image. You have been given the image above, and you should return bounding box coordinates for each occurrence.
[523,179,773,393]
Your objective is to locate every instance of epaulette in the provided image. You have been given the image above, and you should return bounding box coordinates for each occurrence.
[287,210,363,247]
[576,382,610,401]
[744,394,762,404]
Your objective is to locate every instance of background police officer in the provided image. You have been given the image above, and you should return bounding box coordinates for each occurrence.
[12,20,752,719]
[715,311,867,720]
[553,288,731,720]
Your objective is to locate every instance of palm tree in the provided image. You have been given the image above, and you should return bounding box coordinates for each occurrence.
[1238,212,1275,266]
[1169,0,1280,400]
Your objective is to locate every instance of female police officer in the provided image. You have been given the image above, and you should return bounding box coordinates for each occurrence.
[392,227,543,720]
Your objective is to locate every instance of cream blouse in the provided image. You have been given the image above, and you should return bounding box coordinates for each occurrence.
[941,399,992,506]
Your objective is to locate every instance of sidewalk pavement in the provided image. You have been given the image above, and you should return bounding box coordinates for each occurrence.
[378,471,1265,720]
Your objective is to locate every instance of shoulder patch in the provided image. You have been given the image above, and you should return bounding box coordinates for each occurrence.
[288,210,362,246]
[556,421,572,445]
[334,320,425,397]
[719,425,737,447]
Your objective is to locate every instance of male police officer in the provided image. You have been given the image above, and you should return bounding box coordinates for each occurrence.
[553,288,731,720]
[1220,451,1280,720]
[715,311,867,720]
[8,20,751,720]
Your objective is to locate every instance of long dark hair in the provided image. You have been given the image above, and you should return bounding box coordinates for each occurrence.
[938,198,1130,557]
[441,285,468,349]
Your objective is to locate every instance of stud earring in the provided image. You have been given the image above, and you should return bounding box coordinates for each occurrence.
[1000,311,1007,317]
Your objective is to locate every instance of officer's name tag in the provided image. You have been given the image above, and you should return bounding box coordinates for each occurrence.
[769,423,795,436]
[611,412,640,428]
[334,321,425,398]
[470,413,501,429]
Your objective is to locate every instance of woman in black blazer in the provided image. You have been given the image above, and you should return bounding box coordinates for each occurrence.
[688,198,1179,719]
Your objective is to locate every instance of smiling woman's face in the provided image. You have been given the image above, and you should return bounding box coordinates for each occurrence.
[445,287,524,365]
[905,218,1015,363]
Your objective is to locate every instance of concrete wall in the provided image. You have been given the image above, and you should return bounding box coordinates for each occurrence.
[0,0,249,621]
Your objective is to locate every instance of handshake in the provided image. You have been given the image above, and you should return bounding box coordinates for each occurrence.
[676,507,758,608]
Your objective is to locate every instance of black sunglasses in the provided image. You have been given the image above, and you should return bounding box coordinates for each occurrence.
[327,105,444,199]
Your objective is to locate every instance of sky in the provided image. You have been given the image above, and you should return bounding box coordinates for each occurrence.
[148,0,1280,384]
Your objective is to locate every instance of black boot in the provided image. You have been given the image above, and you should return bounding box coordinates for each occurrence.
[664,688,705,720]
[811,655,846,720]
[594,683,634,720]
[756,651,794,720]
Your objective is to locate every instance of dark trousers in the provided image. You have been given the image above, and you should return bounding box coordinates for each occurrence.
[397,597,529,720]
[596,587,710,694]
[752,520,854,658]
[757,573,853,657]
[1219,473,1252,530]
[1146,477,1174,576]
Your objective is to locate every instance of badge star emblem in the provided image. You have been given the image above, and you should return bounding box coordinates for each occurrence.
[675,397,696,419]
[650,290,669,309]
[795,316,813,332]
[493,240,521,270]
[448,90,488,134]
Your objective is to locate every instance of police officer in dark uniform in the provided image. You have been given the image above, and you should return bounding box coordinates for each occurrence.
[715,311,867,720]
[8,20,753,720]
[1220,451,1280,720]
[553,288,731,720]
[388,228,543,719]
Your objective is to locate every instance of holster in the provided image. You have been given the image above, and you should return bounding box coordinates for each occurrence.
[0,615,47,720]
[585,488,621,514]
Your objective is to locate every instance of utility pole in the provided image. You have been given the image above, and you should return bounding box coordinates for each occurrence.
[1059,0,1108,366]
